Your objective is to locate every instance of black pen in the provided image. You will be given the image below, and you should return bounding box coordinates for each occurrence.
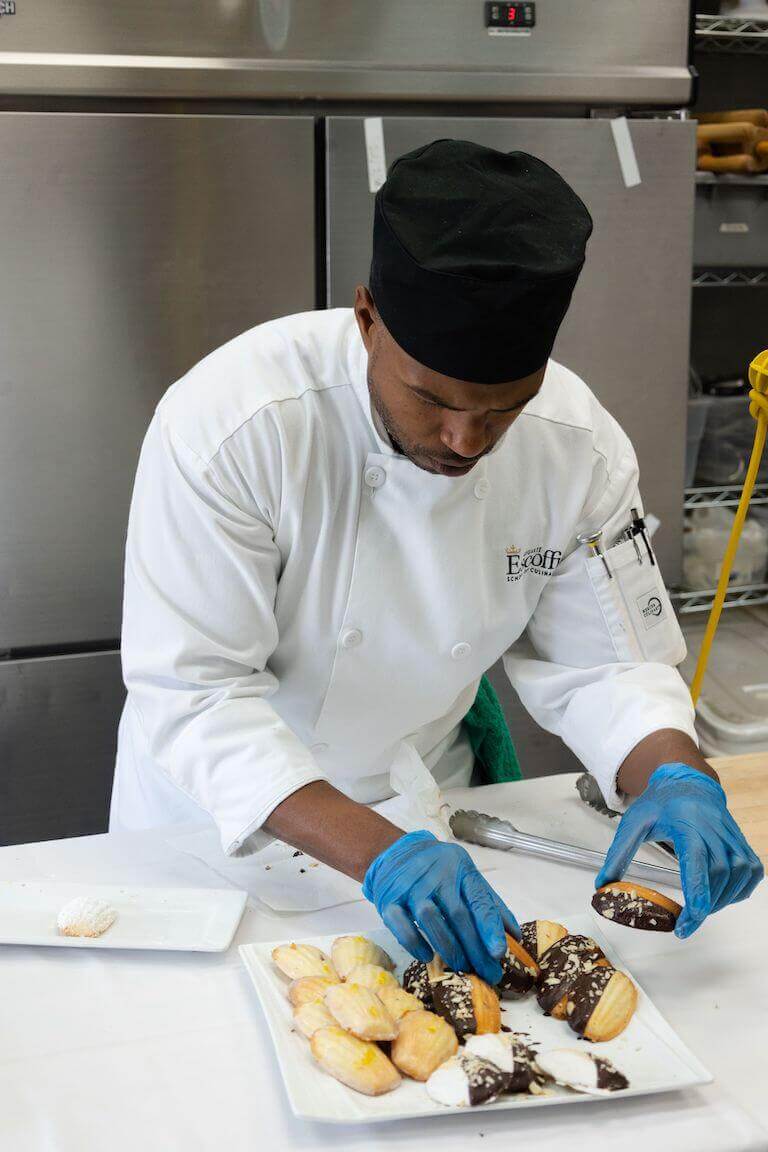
[631,507,655,566]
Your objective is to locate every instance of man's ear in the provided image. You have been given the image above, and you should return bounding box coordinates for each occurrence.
[353,285,377,351]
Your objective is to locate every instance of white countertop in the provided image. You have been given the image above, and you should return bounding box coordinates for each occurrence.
[1,774,766,1152]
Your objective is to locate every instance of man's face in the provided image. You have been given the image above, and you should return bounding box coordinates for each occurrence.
[354,287,545,477]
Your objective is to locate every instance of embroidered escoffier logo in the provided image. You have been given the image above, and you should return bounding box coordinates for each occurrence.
[505,545,562,583]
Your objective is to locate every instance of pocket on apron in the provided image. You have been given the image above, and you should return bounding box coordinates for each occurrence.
[585,537,686,666]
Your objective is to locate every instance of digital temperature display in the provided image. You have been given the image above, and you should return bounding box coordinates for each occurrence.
[485,3,536,28]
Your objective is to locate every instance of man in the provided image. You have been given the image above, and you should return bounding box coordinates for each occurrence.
[113,141,762,985]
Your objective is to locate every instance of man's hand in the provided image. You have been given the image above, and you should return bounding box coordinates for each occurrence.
[596,762,764,938]
[264,783,519,982]
[363,830,519,985]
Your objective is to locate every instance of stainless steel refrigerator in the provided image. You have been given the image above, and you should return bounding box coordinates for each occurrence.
[0,112,316,843]
[0,0,695,841]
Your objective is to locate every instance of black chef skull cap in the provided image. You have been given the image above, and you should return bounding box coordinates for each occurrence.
[369,139,593,384]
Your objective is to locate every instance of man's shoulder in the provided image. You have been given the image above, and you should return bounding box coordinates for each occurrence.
[520,359,633,461]
[157,308,357,463]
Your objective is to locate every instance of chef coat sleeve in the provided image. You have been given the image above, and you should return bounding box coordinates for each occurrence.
[502,408,697,811]
[121,414,328,856]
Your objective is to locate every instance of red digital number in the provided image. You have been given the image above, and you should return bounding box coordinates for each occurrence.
[507,5,517,20]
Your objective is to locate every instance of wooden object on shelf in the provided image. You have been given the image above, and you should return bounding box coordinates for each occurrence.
[710,752,768,865]
[698,109,768,128]
[696,110,768,174]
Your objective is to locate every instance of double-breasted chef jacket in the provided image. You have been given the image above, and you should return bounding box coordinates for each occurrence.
[112,308,696,855]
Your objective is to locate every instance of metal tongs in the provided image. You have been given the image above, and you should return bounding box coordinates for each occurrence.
[449,809,681,887]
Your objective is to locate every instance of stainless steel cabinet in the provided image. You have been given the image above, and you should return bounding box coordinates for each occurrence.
[0,111,315,844]
[0,1,692,105]
[0,652,124,844]
[0,112,316,650]
[327,116,696,579]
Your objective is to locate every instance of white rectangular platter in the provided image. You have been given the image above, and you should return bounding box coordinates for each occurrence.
[0,880,247,952]
[239,913,712,1124]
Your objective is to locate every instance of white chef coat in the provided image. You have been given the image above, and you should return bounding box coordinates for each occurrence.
[112,308,697,855]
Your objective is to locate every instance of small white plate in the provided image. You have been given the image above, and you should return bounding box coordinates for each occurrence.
[0,880,247,952]
[239,914,712,1124]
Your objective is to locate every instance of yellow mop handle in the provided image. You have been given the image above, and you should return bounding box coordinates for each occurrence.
[690,349,768,706]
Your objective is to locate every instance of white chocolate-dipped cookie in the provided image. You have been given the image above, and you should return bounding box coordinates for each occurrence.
[57,896,117,938]
[426,1052,507,1107]
[464,1032,543,1093]
[535,1048,628,1094]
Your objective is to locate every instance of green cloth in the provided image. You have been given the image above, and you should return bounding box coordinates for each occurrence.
[462,675,522,784]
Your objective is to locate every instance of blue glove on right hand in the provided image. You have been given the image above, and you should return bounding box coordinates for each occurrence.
[596,763,764,938]
[363,830,519,985]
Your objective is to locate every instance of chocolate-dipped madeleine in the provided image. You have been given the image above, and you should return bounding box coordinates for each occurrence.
[536,934,609,1019]
[565,968,637,1042]
[520,919,569,961]
[497,933,539,1000]
[402,955,444,1010]
[432,972,501,1038]
[592,882,682,932]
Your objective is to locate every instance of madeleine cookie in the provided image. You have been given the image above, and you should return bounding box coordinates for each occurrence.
[310,1027,401,1096]
[287,975,339,1008]
[566,968,637,1042]
[390,1009,459,1081]
[324,982,397,1042]
[536,934,608,1019]
[426,1052,507,1107]
[402,955,445,1010]
[432,973,501,1039]
[293,1001,337,1039]
[592,883,682,932]
[344,963,399,993]
[56,896,117,938]
[497,933,539,999]
[535,1048,629,1094]
[520,919,569,961]
[272,943,338,982]
[464,1032,544,1094]
[331,935,394,980]
[378,985,424,1022]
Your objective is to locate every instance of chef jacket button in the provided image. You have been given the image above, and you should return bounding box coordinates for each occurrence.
[341,628,363,649]
[311,742,329,754]
[474,479,490,499]
[364,466,386,489]
[451,642,472,660]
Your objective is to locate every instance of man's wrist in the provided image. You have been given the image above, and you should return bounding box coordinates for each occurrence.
[263,780,406,882]
[616,728,718,799]
[362,830,436,899]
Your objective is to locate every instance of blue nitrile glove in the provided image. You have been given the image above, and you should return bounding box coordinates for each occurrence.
[595,763,764,939]
[363,830,520,985]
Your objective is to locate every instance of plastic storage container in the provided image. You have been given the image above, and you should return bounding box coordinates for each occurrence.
[686,396,711,488]
[680,609,768,757]
[683,506,768,590]
[694,183,768,271]
[695,390,768,486]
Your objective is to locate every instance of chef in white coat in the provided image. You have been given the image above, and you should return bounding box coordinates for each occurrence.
[113,141,762,984]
